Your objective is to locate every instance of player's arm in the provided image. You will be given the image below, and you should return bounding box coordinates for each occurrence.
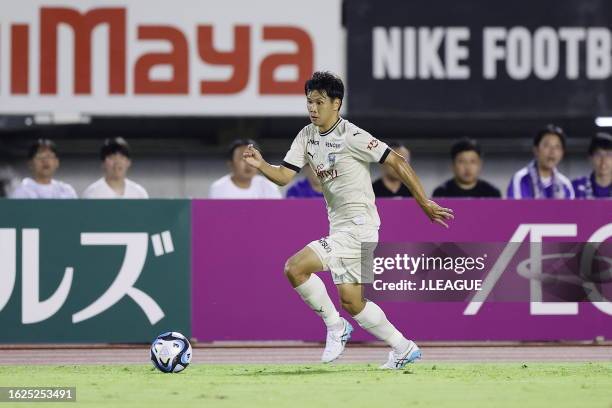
[242,144,297,186]
[383,150,454,228]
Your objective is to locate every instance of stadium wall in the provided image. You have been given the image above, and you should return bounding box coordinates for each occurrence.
[0,199,610,343]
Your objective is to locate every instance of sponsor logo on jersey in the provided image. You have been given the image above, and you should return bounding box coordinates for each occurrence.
[315,163,339,182]
[325,142,342,148]
[367,139,379,150]
[318,238,332,253]
[307,139,319,145]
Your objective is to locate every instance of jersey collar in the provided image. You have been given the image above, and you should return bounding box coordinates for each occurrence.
[318,117,343,136]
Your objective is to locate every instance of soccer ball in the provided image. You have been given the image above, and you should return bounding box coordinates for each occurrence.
[150,331,192,373]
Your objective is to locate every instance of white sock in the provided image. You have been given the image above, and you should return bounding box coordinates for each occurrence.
[294,274,342,330]
[353,301,410,353]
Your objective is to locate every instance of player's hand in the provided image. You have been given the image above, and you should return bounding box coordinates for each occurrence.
[242,144,263,169]
[421,200,454,228]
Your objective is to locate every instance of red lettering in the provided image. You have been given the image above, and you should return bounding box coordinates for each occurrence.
[259,27,313,94]
[134,26,188,94]
[198,25,249,94]
[11,25,29,94]
[40,7,126,95]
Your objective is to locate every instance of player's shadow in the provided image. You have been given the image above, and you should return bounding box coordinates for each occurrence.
[236,367,375,377]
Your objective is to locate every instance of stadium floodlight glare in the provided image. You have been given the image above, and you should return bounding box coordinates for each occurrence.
[595,117,612,127]
[33,113,91,125]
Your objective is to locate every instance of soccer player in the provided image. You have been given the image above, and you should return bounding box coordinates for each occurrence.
[10,139,77,199]
[507,125,575,199]
[432,138,501,198]
[572,133,611,198]
[82,137,149,199]
[242,72,454,369]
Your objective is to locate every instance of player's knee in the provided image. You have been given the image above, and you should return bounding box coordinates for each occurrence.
[283,257,304,280]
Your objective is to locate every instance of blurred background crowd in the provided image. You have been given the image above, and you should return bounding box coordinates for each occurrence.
[1,125,610,200]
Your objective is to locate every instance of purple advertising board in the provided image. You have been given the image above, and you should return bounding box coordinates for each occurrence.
[192,199,612,342]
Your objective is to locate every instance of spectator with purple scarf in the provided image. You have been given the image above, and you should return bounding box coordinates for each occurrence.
[572,133,611,199]
[507,124,575,199]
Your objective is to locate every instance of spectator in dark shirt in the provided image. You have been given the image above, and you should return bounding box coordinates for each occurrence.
[286,166,324,198]
[572,133,611,198]
[433,138,501,198]
[372,142,413,198]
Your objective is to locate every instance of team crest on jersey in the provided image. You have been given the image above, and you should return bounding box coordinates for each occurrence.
[328,153,336,166]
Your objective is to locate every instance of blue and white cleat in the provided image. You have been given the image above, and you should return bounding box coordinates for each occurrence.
[379,340,422,369]
[321,318,353,363]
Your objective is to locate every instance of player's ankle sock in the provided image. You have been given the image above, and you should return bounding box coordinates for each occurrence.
[294,274,341,329]
[353,301,409,352]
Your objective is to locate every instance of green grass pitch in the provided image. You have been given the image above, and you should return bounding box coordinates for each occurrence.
[1,363,611,407]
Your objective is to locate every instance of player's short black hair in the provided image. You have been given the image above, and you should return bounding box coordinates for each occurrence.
[451,138,481,161]
[27,139,57,159]
[100,137,131,160]
[588,132,612,155]
[228,139,260,160]
[534,124,566,150]
[304,71,344,106]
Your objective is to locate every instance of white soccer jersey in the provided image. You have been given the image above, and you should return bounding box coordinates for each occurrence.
[282,118,390,230]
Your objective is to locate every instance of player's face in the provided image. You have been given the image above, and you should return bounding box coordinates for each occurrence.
[452,150,481,185]
[30,147,59,180]
[230,145,257,180]
[591,148,612,178]
[306,90,340,129]
[533,133,564,171]
[383,147,410,180]
[103,153,131,180]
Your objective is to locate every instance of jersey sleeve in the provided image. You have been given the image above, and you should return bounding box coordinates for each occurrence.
[281,129,307,172]
[346,127,391,164]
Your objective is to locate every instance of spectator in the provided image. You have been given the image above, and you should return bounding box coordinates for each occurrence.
[10,139,77,199]
[209,139,281,199]
[507,125,574,199]
[433,138,501,198]
[0,165,19,197]
[372,142,413,198]
[286,165,324,198]
[572,133,611,198]
[83,137,148,199]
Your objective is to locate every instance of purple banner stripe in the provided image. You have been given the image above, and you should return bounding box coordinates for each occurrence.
[192,199,612,341]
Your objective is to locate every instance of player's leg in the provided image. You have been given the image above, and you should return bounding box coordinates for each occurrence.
[337,282,421,369]
[285,245,352,362]
[285,246,344,330]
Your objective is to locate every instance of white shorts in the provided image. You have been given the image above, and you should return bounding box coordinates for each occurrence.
[307,226,378,284]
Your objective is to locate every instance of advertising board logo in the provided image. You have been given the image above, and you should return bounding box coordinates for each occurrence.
[0,229,174,325]
[464,223,612,316]
[4,7,313,96]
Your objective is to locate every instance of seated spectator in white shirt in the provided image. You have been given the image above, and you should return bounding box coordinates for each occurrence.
[10,139,77,199]
[83,137,149,199]
[209,139,282,199]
